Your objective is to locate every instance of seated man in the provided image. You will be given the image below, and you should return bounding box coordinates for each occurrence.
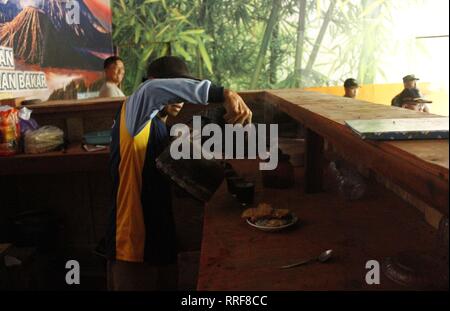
[399,88,432,112]
[343,78,360,99]
[106,56,252,291]
[99,56,126,97]
[391,74,422,108]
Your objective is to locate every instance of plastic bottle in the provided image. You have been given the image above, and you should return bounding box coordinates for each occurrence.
[262,149,295,189]
[328,160,366,201]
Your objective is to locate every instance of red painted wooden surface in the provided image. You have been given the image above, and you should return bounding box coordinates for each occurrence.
[197,160,439,290]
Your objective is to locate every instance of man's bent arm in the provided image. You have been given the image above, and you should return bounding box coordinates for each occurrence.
[125,79,224,136]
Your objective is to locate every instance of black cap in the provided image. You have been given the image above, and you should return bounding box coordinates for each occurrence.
[403,74,419,82]
[147,56,199,80]
[344,78,359,88]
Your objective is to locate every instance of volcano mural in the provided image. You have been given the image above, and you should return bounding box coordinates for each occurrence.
[43,0,111,50]
[0,0,113,100]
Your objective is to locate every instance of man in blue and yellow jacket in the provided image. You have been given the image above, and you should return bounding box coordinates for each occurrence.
[106,56,252,290]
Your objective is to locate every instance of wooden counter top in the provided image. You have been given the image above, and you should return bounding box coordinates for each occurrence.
[259,89,448,215]
[0,143,109,175]
[24,97,125,114]
[3,88,448,214]
[265,89,448,171]
[197,160,443,290]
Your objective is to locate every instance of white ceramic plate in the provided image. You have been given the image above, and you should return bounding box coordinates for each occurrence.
[246,214,298,232]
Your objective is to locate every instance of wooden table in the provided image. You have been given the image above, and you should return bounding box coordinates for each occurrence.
[197,160,442,290]
[199,90,448,290]
[0,143,109,175]
[259,90,448,216]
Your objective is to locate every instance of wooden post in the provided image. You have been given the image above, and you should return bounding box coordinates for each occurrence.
[305,128,324,193]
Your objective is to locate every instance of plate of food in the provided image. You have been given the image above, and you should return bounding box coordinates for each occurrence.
[241,203,298,232]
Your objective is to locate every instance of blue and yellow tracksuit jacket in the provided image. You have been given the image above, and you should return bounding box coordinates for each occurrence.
[106,78,224,264]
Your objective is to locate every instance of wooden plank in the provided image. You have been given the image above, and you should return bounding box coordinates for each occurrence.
[263,90,449,215]
[264,90,449,164]
[381,140,449,180]
[305,128,324,193]
[264,91,449,175]
[267,89,442,122]
[28,91,259,116]
[28,97,125,114]
[0,144,110,175]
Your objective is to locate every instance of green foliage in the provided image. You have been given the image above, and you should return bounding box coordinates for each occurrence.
[112,0,214,94]
[112,0,422,94]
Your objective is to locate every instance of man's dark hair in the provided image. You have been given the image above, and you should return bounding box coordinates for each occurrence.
[104,56,123,70]
[344,78,359,88]
[147,56,197,80]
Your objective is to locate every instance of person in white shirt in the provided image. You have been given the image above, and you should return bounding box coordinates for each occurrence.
[99,56,126,97]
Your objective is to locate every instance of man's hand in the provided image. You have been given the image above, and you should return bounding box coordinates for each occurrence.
[223,89,252,125]
[402,102,429,112]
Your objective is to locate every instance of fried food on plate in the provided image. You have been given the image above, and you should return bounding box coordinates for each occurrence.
[241,203,271,220]
[241,203,291,222]
[265,219,288,227]
[272,208,290,218]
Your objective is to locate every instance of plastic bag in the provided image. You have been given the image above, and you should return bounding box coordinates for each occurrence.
[19,118,39,135]
[19,107,39,135]
[327,160,367,201]
[0,106,20,156]
[24,126,64,154]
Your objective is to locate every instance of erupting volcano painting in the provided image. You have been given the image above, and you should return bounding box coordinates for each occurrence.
[0,0,113,100]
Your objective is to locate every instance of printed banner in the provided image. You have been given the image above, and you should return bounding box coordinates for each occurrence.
[0,0,113,101]
[0,46,14,70]
[0,70,47,92]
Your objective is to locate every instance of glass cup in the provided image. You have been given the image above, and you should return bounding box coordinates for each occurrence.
[226,176,244,197]
[235,181,255,207]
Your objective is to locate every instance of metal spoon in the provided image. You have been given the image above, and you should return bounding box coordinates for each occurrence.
[280,249,333,269]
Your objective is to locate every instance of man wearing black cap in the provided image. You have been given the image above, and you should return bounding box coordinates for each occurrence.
[398,87,432,112]
[343,78,360,99]
[105,56,252,290]
[391,74,425,108]
[402,74,419,90]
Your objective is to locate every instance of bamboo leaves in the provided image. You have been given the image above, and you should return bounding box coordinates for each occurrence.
[111,0,419,93]
[250,0,282,89]
[112,0,214,93]
[198,39,213,74]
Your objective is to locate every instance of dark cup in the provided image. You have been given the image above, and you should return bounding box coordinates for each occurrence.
[224,168,237,178]
[221,161,233,171]
[226,176,244,196]
[235,182,255,206]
